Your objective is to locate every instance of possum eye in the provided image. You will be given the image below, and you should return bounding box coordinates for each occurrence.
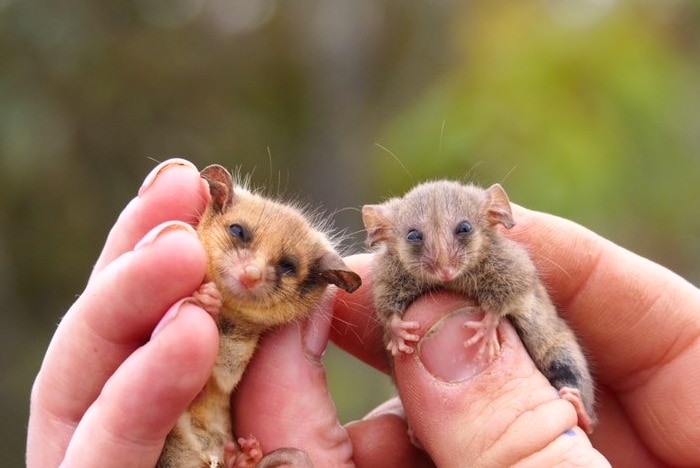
[406,229,423,244]
[229,223,246,242]
[276,256,298,276]
[455,221,473,237]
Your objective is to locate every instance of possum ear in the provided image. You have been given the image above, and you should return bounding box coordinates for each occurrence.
[362,204,393,247]
[319,251,362,293]
[200,164,234,213]
[485,184,515,229]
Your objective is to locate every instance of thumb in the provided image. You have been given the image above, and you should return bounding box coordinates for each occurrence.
[232,291,353,467]
[392,292,609,467]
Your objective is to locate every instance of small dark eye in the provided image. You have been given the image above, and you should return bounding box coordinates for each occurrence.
[406,229,423,244]
[229,223,246,241]
[455,221,473,236]
[277,257,298,276]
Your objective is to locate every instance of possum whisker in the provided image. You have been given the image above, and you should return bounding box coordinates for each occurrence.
[375,143,414,181]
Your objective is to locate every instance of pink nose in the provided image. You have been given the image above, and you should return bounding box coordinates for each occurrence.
[239,265,262,289]
[437,267,458,282]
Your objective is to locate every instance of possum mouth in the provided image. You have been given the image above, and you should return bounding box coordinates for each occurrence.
[422,264,462,283]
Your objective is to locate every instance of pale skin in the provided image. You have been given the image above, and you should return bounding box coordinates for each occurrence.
[27,159,700,467]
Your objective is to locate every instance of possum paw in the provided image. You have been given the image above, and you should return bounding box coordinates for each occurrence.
[463,311,501,362]
[559,387,595,435]
[193,281,223,318]
[387,315,421,355]
[224,436,263,468]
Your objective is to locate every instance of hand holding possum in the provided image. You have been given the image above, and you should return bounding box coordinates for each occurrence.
[362,181,596,434]
[27,159,700,467]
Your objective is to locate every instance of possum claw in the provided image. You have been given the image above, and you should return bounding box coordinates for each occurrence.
[207,455,223,468]
[192,281,223,318]
[387,315,421,355]
[463,312,501,362]
[223,436,263,468]
[559,387,595,435]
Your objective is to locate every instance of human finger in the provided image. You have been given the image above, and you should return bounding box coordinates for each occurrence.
[232,293,354,467]
[58,301,218,468]
[330,253,388,373]
[27,224,207,466]
[506,207,700,464]
[391,292,610,467]
[92,158,208,276]
[505,206,700,379]
[345,398,434,467]
[332,255,649,465]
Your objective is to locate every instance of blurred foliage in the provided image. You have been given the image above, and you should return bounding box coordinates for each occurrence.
[376,0,700,278]
[1,0,698,465]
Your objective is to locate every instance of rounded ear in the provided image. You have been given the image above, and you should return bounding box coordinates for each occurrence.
[362,204,393,248]
[200,164,234,213]
[318,251,362,293]
[485,184,515,229]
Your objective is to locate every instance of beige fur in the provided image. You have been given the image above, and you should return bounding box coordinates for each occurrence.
[158,165,361,467]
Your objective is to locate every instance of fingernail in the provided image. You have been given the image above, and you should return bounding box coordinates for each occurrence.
[418,307,488,382]
[134,220,198,251]
[138,158,197,197]
[151,298,189,339]
[302,291,334,360]
[363,396,406,420]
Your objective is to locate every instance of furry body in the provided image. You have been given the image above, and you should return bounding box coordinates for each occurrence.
[363,180,596,433]
[158,165,361,467]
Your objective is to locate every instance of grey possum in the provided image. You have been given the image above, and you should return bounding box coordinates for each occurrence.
[362,180,595,434]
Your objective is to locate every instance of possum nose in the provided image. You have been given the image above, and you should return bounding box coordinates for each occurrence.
[436,267,459,282]
[240,264,263,288]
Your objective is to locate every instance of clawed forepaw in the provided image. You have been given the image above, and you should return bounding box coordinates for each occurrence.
[387,315,420,356]
[559,387,595,435]
[463,311,501,362]
[192,281,223,318]
[223,436,263,468]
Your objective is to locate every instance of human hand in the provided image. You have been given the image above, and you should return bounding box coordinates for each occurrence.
[238,259,608,467]
[28,158,700,467]
[504,206,700,466]
[239,204,700,467]
[25,158,418,468]
[27,159,219,467]
[328,206,700,466]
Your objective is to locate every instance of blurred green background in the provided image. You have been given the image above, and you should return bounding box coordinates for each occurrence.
[2,0,699,465]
